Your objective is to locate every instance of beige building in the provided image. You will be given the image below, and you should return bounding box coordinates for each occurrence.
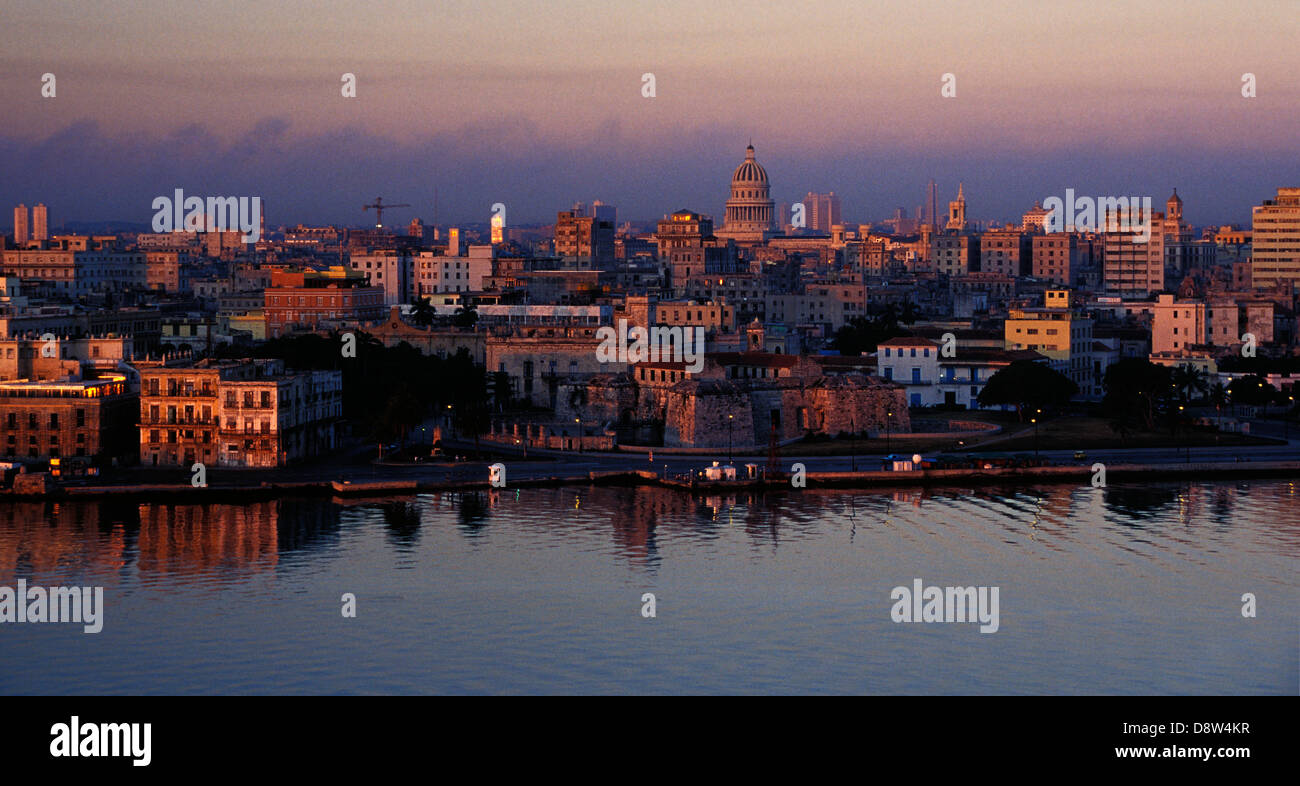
[145,250,188,293]
[654,299,736,333]
[931,235,977,277]
[765,283,866,332]
[485,325,623,409]
[12,205,29,245]
[1151,293,1206,354]
[1102,208,1165,295]
[980,229,1031,277]
[136,358,342,468]
[32,204,48,242]
[1031,234,1091,285]
[0,336,130,382]
[656,210,735,294]
[554,211,615,269]
[1250,187,1300,287]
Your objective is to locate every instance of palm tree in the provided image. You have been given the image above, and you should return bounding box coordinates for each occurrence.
[410,296,435,327]
[1172,364,1207,405]
[899,300,921,325]
[452,303,478,329]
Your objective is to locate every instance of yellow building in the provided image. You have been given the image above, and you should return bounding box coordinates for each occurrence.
[1004,289,1097,397]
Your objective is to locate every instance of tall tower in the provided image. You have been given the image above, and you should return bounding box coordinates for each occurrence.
[13,204,29,244]
[1166,189,1183,225]
[490,212,504,245]
[32,204,48,241]
[924,179,939,228]
[945,183,967,232]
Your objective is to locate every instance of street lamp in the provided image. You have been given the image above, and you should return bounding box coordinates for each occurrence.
[574,416,582,453]
[728,413,734,463]
[850,416,856,472]
[1031,412,1039,459]
[1179,404,1188,463]
[1287,396,1295,441]
[886,411,893,454]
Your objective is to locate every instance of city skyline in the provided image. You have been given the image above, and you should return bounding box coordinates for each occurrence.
[1,1,1298,227]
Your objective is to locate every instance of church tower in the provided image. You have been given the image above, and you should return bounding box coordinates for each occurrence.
[945,183,967,232]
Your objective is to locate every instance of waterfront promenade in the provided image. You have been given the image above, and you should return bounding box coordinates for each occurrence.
[5,435,1296,499]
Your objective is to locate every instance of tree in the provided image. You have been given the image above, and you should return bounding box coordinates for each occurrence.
[1228,375,1276,415]
[376,384,423,447]
[452,303,478,329]
[410,296,435,327]
[899,300,921,325]
[831,315,905,356]
[977,360,1078,420]
[1102,359,1173,434]
[1171,364,1207,405]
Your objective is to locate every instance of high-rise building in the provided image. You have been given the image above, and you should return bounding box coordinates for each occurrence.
[590,200,616,226]
[656,210,736,294]
[931,235,978,276]
[979,229,1032,277]
[1031,234,1092,286]
[804,192,842,232]
[490,212,505,245]
[554,210,615,269]
[13,205,28,245]
[1250,187,1300,287]
[32,204,48,242]
[923,179,939,228]
[1101,206,1165,296]
[350,249,414,305]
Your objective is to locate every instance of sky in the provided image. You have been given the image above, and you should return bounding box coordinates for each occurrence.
[1,0,1298,230]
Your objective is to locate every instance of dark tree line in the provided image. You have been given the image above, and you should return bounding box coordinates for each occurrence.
[215,332,491,446]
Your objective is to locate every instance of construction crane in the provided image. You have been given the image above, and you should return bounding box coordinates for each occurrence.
[362,197,411,230]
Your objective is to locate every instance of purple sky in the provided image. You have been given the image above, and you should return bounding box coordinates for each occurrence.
[2,0,1297,229]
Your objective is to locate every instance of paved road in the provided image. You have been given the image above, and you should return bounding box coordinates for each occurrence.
[65,420,1297,490]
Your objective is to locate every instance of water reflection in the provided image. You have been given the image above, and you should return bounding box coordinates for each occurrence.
[0,482,1297,582]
